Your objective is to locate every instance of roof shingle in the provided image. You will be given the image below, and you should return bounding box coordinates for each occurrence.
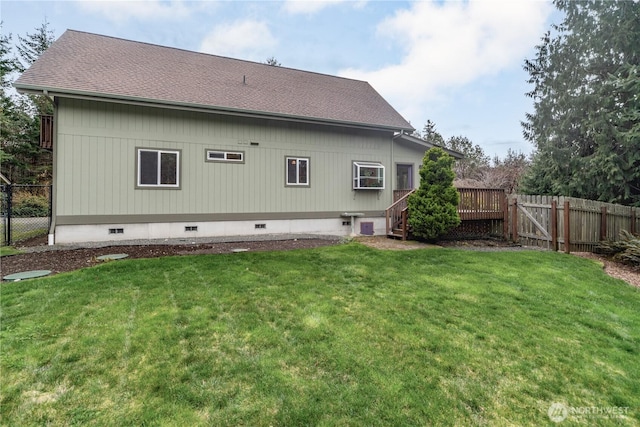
[15,30,413,131]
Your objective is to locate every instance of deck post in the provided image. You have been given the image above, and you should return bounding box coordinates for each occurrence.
[511,198,518,243]
[503,193,509,240]
[564,201,571,254]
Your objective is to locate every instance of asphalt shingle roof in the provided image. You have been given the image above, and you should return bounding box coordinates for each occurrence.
[15,30,414,131]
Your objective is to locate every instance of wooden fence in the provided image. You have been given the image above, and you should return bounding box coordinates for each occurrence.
[510,195,639,253]
[390,188,638,251]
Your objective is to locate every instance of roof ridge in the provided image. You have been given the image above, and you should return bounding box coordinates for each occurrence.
[64,29,369,85]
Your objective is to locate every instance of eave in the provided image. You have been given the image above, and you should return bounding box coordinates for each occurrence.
[15,84,415,134]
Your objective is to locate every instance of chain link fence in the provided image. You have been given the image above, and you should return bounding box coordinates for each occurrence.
[1,184,52,246]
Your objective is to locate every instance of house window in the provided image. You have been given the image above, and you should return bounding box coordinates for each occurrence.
[137,148,180,188]
[353,161,385,189]
[206,150,244,163]
[286,157,309,186]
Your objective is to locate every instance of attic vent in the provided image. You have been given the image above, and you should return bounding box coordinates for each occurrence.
[109,228,124,234]
[255,223,266,229]
[185,226,198,232]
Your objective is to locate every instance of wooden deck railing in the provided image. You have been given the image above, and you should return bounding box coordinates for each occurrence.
[385,187,507,240]
[386,189,416,239]
[393,189,414,203]
[456,187,506,220]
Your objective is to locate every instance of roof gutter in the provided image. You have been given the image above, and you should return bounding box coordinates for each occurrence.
[393,133,464,159]
[15,84,415,134]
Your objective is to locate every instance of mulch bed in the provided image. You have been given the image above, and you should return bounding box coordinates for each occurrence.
[2,236,639,289]
[1,238,340,278]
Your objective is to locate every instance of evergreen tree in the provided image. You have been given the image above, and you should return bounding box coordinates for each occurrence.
[16,20,55,116]
[442,135,490,181]
[521,1,640,206]
[264,56,281,66]
[0,21,55,183]
[422,120,445,145]
[407,147,461,240]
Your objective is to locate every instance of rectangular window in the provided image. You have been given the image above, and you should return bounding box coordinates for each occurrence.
[137,148,180,188]
[396,164,413,190]
[206,150,244,163]
[286,157,309,186]
[353,161,385,189]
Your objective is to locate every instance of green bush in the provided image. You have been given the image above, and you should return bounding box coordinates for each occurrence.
[407,147,461,241]
[596,230,640,267]
[12,194,49,218]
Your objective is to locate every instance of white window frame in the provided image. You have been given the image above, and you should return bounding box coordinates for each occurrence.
[353,161,385,190]
[206,150,244,163]
[136,148,180,188]
[286,156,310,187]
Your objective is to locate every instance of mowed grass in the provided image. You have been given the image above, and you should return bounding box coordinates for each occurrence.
[0,246,22,257]
[1,244,639,426]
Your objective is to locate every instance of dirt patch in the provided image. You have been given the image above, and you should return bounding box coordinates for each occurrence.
[354,236,441,250]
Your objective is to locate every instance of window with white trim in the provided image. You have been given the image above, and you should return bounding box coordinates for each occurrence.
[137,148,180,188]
[353,161,385,189]
[206,150,244,163]
[286,157,309,186]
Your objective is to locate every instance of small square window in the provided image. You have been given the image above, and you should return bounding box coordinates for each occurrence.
[286,157,310,186]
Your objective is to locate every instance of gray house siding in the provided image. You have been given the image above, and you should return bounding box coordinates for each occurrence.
[392,141,426,191]
[54,98,395,225]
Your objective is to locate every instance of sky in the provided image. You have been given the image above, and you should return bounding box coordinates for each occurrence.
[2,0,558,159]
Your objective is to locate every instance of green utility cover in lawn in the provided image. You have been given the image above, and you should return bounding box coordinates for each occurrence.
[3,270,52,281]
[96,254,129,261]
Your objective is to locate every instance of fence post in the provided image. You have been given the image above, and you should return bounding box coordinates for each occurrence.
[551,200,558,251]
[6,184,12,246]
[631,208,636,235]
[511,198,518,243]
[600,206,607,241]
[503,193,509,240]
[564,200,570,254]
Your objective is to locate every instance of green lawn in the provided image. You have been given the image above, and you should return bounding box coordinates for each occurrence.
[1,244,638,426]
[0,246,22,257]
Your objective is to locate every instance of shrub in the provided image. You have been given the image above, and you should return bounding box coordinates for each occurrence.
[596,230,640,267]
[11,194,49,218]
[408,147,461,241]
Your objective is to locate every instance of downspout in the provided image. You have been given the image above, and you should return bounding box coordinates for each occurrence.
[48,93,58,245]
[390,133,395,205]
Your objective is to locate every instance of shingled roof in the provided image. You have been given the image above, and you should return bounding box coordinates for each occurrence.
[15,30,413,132]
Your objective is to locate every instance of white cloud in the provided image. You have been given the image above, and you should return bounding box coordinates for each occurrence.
[283,0,366,15]
[339,0,553,126]
[199,20,277,62]
[76,0,192,22]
